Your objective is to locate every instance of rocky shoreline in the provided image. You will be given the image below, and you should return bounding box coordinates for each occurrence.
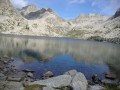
[0,56,120,90]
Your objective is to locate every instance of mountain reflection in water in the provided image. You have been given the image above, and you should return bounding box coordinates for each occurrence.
[0,35,120,79]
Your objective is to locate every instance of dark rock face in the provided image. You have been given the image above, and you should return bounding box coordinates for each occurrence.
[111,8,120,19]
[114,8,120,18]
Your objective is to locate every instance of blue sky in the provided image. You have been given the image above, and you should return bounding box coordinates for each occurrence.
[11,0,120,19]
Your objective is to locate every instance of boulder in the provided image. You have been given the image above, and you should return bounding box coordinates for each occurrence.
[42,71,54,79]
[105,72,116,80]
[118,85,120,89]
[30,75,72,87]
[7,71,26,82]
[64,70,77,77]
[71,72,88,90]
[0,73,7,80]
[3,81,24,90]
[88,85,105,90]
[0,73,4,77]
[101,79,118,85]
[27,72,34,78]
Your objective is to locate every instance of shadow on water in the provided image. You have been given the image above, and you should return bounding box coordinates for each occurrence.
[0,35,120,79]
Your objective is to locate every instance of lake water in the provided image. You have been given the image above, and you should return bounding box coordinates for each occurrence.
[0,34,120,80]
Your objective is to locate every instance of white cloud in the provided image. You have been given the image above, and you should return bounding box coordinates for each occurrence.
[90,0,120,15]
[10,0,28,8]
[69,0,86,4]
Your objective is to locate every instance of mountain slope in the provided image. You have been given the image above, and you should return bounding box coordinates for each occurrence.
[0,0,28,33]
[0,0,120,43]
[20,5,70,36]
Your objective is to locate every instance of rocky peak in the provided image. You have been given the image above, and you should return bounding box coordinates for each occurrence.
[22,7,54,19]
[112,8,120,19]
[47,8,53,12]
[40,8,53,13]
[22,4,38,11]
[20,4,39,16]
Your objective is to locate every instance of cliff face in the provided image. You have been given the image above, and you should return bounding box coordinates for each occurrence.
[0,0,120,43]
[0,0,27,33]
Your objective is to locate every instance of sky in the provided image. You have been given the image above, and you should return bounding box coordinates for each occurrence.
[10,0,120,19]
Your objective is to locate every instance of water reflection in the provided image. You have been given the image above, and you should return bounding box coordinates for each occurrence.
[0,35,120,79]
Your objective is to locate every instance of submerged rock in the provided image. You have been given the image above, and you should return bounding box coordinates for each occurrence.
[30,75,72,87]
[71,72,88,90]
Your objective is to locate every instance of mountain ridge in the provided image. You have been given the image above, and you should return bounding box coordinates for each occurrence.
[0,0,120,43]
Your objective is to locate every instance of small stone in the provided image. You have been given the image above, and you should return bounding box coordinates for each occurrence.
[118,85,120,89]
[7,76,22,82]
[22,69,35,73]
[0,73,4,77]
[0,73,7,80]
[105,72,116,80]
[101,79,118,85]
[92,74,101,84]
[88,80,95,85]
[27,72,34,78]
[42,71,54,79]
[88,85,105,90]
[3,68,8,72]
[10,57,14,61]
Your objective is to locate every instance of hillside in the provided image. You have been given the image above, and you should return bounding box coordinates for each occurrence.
[0,0,120,43]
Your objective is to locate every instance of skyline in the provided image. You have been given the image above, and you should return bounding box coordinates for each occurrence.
[11,0,120,19]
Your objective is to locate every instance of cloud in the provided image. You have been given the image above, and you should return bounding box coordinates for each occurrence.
[69,0,86,4]
[10,0,28,8]
[91,0,120,15]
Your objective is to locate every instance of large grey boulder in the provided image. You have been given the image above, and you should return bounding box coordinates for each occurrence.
[30,75,72,87]
[71,72,88,90]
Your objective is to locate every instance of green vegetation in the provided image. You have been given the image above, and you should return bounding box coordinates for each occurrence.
[88,36,120,44]
[65,30,90,38]
[103,85,120,90]
[24,84,46,90]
